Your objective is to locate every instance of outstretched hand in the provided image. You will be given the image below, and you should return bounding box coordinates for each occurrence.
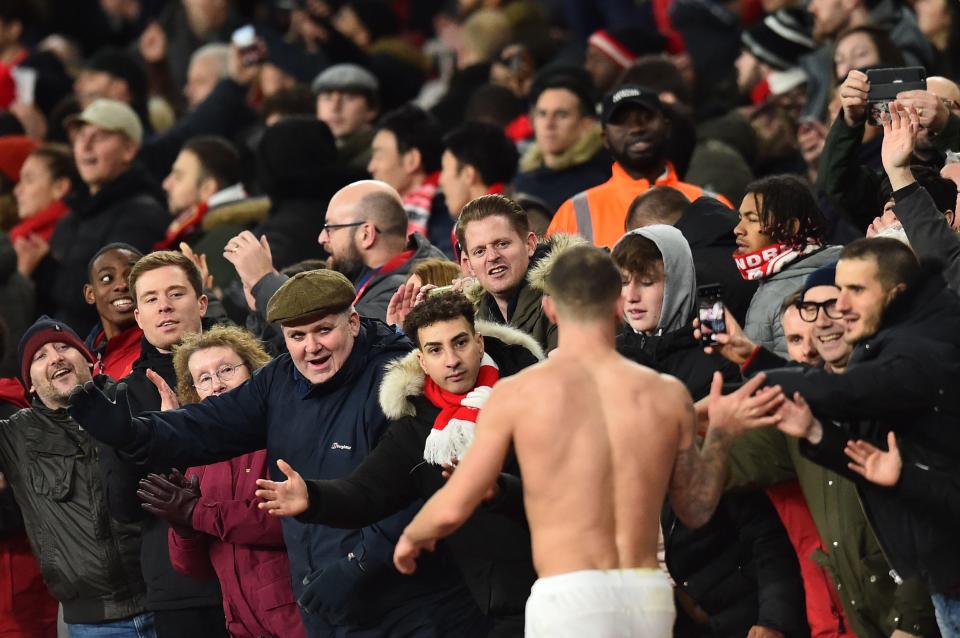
[393,532,436,575]
[256,459,309,517]
[146,369,180,411]
[775,392,822,443]
[68,381,137,448]
[845,431,902,486]
[386,281,422,327]
[706,372,784,437]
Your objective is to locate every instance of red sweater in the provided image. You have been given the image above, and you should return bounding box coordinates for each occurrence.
[169,450,306,638]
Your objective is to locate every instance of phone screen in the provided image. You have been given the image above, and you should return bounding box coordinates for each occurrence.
[697,284,726,346]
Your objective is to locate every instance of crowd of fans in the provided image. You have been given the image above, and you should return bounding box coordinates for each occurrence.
[0,0,958,636]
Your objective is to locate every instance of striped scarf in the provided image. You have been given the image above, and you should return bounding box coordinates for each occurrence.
[421,353,500,465]
[733,241,821,281]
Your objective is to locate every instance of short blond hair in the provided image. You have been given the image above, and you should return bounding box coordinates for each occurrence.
[172,325,272,405]
[462,9,512,63]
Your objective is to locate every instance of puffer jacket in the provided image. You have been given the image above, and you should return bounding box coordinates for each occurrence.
[0,401,146,624]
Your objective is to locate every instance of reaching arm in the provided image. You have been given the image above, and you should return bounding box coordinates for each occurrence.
[393,381,516,574]
[670,373,785,529]
[69,369,271,471]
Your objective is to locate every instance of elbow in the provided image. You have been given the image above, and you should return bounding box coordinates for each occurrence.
[435,504,469,536]
[675,507,713,530]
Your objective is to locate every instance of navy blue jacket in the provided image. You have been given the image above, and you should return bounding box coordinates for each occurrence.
[113,319,476,633]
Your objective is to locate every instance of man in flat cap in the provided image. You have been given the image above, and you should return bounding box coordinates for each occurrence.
[312,63,380,169]
[68,269,487,638]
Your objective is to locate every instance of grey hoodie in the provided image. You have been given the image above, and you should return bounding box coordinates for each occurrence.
[617,225,697,335]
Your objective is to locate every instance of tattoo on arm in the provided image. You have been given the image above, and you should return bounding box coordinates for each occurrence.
[671,402,732,528]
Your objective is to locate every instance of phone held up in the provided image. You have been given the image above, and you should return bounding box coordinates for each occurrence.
[866,66,926,126]
[697,284,726,346]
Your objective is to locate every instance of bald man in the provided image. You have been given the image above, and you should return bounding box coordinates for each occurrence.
[227,180,447,322]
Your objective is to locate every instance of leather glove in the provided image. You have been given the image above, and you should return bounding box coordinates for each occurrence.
[137,469,200,536]
[68,381,137,448]
[298,552,370,624]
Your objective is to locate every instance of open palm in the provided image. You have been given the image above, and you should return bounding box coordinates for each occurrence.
[880,101,918,172]
[255,459,309,516]
[844,431,902,487]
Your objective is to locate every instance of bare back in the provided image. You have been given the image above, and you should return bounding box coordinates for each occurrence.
[500,349,691,577]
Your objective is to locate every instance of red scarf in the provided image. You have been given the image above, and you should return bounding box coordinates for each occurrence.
[733,241,821,281]
[153,202,209,251]
[421,353,499,465]
[8,199,69,243]
[353,249,415,304]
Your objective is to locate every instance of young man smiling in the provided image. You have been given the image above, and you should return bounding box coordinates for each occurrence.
[255,291,544,637]
[758,238,960,635]
[92,250,226,638]
[70,269,485,637]
[83,242,144,380]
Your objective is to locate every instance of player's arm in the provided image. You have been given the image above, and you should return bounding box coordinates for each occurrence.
[671,372,784,529]
[394,381,516,574]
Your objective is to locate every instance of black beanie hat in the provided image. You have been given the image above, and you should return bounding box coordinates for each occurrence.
[84,48,148,102]
[18,316,95,388]
[256,116,337,198]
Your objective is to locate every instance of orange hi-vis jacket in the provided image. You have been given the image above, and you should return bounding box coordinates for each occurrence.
[547,162,732,248]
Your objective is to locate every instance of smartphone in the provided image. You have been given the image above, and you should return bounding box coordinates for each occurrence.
[697,284,726,346]
[231,25,265,67]
[866,66,926,125]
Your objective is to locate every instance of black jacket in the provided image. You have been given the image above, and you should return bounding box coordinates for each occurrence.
[893,182,960,293]
[98,336,225,613]
[297,322,543,633]
[664,492,809,638]
[674,197,757,326]
[80,319,482,636]
[762,263,960,593]
[0,401,146,624]
[616,323,740,401]
[44,165,168,334]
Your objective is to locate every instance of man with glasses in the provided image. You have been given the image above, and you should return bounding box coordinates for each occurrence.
[226,180,446,324]
[90,250,230,638]
[709,263,939,637]
[69,269,486,637]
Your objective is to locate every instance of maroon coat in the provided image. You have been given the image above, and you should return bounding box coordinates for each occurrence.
[168,450,306,638]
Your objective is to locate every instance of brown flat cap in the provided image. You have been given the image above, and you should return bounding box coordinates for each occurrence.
[266,270,356,324]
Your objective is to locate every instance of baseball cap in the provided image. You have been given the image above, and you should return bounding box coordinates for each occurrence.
[601,85,662,125]
[64,99,143,145]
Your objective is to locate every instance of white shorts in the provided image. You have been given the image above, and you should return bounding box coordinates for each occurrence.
[524,568,675,638]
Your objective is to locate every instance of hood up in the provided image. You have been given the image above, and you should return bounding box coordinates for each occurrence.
[617,224,696,334]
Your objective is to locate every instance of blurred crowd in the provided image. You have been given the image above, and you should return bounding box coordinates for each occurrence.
[0,0,959,636]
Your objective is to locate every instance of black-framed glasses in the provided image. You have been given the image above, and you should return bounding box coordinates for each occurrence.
[194,363,247,392]
[797,298,843,322]
[321,221,366,235]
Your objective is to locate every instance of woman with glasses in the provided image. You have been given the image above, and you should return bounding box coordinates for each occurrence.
[139,325,306,638]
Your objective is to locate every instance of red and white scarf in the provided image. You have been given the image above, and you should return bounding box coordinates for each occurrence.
[733,241,821,281]
[422,353,499,465]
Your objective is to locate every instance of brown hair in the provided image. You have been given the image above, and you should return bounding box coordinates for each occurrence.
[626,186,690,230]
[129,251,204,303]
[839,238,920,290]
[611,232,663,280]
[455,194,530,253]
[172,325,272,405]
[411,258,460,287]
[544,244,622,320]
[402,291,475,348]
[30,143,80,192]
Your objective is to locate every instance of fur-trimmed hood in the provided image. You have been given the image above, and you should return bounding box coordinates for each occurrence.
[519,121,604,173]
[379,320,544,420]
[202,196,271,231]
[463,232,589,307]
